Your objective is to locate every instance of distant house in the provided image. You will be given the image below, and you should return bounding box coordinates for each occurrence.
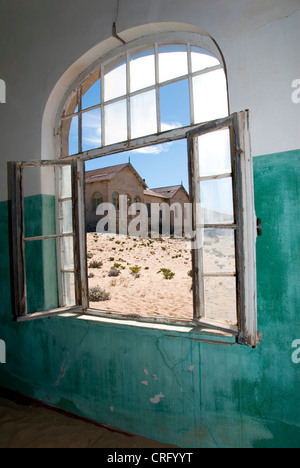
[85,163,190,233]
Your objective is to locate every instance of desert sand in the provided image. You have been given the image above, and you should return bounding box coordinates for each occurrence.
[0,396,176,448]
[86,232,237,325]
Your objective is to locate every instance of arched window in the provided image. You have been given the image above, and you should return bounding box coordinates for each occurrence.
[59,33,228,158]
[92,192,102,211]
[112,192,119,210]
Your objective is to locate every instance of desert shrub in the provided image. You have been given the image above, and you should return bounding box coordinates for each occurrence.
[157,268,175,280]
[87,252,93,259]
[88,272,95,279]
[89,287,110,302]
[89,260,103,269]
[130,265,141,275]
[188,270,193,277]
[108,268,121,277]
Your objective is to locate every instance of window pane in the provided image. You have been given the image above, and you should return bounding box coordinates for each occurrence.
[193,69,228,123]
[82,79,101,110]
[104,59,126,102]
[61,236,74,271]
[160,79,190,131]
[130,49,155,93]
[67,115,79,156]
[104,99,127,145]
[59,165,72,200]
[198,128,232,177]
[82,108,102,151]
[204,276,237,325]
[61,200,73,234]
[203,229,236,274]
[23,166,56,238]
[63,272,76,306]
[25,238,58,314]
[200,178,234,224]
[131,90,157,139]
[191,46,220,72]
[159,45,188,83]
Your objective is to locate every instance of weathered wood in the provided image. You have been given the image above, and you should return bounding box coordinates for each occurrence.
[10,162,27,317]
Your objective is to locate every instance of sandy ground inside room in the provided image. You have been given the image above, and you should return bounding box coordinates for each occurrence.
[0,396,176,448]
[86,233,237,324]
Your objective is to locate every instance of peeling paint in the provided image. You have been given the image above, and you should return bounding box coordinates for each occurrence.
[141,381,149,386]
[150,393,165,404]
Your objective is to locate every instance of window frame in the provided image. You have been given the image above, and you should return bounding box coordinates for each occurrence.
[10,159,88,321]
[187,111,258,347]
[10,34,259,347]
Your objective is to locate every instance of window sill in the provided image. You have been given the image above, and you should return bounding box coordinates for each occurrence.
[57,309,237,346]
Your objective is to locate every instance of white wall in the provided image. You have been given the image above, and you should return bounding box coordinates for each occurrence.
[0,0,299,201]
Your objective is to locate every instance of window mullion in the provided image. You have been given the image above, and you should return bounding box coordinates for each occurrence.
[154,43,161,134]
[187,42,195,125]
[126,50,131,141]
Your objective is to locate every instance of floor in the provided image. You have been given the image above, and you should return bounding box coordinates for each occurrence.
[0,396,176,448]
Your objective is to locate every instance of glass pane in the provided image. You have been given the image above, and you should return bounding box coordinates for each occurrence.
[198,128,232,178]
[59,165,72,200]
[82,108,102,151]
[204,276,237,325]
[203,229,236,274]
[160,79,190,131]
[61,200,73,234]
[130,49,155,93]
[25,238,58,314]
[159,45,188,83]
[68,115,79,156]
[191,46,220,72]
[200,178,234,224]
[63,272,76,306]
[193,69,228,123]
[23,166,56,238]
[82,79,101,110]
[104,59,126,102]
[131,90,157,139]
[104,99,127,145]
[61,236,74,271]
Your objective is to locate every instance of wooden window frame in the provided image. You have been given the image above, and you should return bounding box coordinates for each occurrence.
[10,159,88,321]
[187,111,259,347]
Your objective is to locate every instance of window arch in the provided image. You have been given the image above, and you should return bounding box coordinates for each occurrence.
[59,32,229,158]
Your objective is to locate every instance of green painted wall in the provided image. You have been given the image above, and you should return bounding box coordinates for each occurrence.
[0,150,299,448]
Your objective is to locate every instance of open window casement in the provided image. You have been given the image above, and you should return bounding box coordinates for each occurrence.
[187,111,259,347]
[10,159,88,321]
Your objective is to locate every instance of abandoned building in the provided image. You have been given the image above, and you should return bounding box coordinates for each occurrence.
[85,162,190,232]
[0,0,299,449]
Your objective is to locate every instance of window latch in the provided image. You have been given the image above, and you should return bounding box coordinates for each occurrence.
[257,218,263,236]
